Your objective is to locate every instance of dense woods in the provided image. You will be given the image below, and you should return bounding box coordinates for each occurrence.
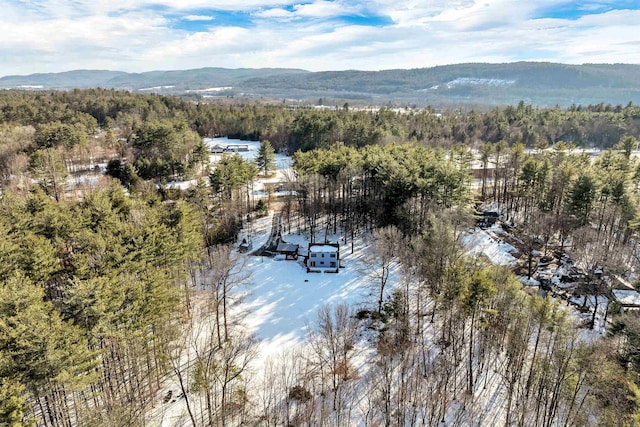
[1,89,639,154]
[3,89,640,425]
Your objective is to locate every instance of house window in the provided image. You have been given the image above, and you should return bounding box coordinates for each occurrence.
[310,261,315,267]
[330,262,336,267]
[322,253,325,258]
[330,254,336,258]
[310,253,316,258]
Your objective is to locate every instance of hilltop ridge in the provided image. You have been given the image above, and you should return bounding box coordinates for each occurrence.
[2,62,640,107]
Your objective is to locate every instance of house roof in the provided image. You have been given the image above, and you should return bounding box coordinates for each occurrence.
[276,242,298,253]
[613,289,640,306]
[309,244,339,253]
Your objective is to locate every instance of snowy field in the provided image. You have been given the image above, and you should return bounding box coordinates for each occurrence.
[205,137,292,171]
[242,234,375,362]
[152,216,392,426]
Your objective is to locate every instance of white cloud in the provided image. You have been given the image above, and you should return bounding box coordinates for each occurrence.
[254,1,364,21]
[1,0,640,76]
[253,8,293,19]
[183,15,215,21]
[136,0,295,12]
[292,1,359,18]
[141,26,259,60]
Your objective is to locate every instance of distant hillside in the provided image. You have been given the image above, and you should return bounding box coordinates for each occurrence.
[241,62,640,106]
[0,67,309,91]
[2,62,640,107]
[0,70,128,89]
[104,67,310,90]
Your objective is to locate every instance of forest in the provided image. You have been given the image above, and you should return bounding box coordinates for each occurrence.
[2,89,640,426]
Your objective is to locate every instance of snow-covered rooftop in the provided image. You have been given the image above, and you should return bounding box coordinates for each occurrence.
[613,289,640,306]
[517,276,540,287]
[275,242,298,253]
[309,244,339,253]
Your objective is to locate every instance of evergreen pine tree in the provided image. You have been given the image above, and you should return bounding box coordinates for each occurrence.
[255,140,276,177]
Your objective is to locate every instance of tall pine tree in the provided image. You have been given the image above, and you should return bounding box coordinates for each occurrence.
[255,140,275,177]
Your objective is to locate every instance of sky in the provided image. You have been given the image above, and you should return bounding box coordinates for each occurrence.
[1,0,639,76]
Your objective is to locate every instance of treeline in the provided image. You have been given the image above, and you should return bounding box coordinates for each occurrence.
[2,89,640,191]
[1,89,640,154]
[290,144,471,237]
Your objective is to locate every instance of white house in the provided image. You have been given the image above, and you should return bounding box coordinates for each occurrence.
[307,243,340,273]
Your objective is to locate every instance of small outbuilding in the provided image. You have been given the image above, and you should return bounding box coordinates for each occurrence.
[612,289,640,311]
[307,243,340,273]
[224,144,250,152]
[238,238,252,253]
[275,241,299,260]
[476,211,500,228]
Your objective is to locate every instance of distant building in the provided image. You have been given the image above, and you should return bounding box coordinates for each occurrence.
[224,144,250,152]
[211,143,250,154]
[210,144,225,154]
[307,243,340,273]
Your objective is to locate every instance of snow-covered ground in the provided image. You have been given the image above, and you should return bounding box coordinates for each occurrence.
[242,233,374,363]
[462,222,614,343]
[206,137,293,193]
[205,137,291,171]
[62,137,293,196]
[162,178,201,190]
[152,216,396,426]
[462,224,518,266]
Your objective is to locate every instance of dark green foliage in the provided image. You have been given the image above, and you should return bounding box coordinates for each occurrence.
[132,119,201,180]
[0,377,31,427]
[568,173,597,226]
[34,121,89,149]
[254,199,268,216]
[293,144,470,229]
[106,159,139,188]
[0,186,203,425]
[209,154,258,201]
[255,140,275,176]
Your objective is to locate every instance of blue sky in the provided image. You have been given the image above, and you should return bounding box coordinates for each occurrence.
[0,0,639,76]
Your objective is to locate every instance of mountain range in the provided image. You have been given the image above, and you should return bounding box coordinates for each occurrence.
[2,62,640,107]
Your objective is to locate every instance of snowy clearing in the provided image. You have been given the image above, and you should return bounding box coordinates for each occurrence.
[461,225,518,266]
[152,215,401,426]
[241,234,376,362]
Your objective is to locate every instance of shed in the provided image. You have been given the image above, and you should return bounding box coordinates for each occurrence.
[224,144,250,152]
[275,241,299,260]
[612,289,640,310]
